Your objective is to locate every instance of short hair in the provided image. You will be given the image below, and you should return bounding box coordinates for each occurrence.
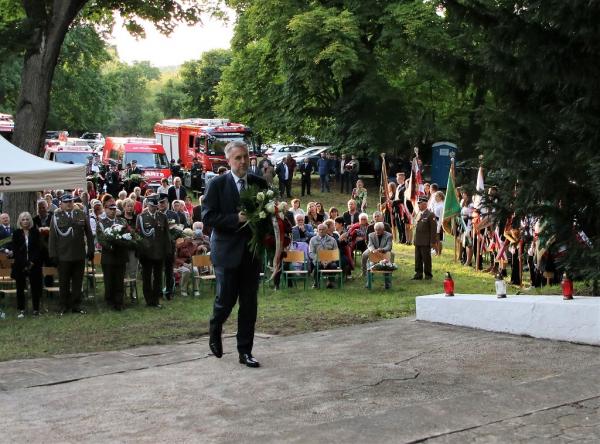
[374,221,385,231]
[224,141,248,159]
[123,198,135,208]
[17,212,32,228]
[217,166,228,174]
[372,210,382,219]
[324,219,334,229]
[334,216,344,225]
[173,176,182,184]
[192,221,203,230]
[435,190,445,201]
[347,199,356,206]
[359,212,369,221]
[291,198,300,206]
[317,223,327,230]
[295,213,304,222]
[37,199,47,208]
[430,183,439,191]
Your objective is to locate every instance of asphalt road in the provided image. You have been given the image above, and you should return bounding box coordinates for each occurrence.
[0,318,599,443]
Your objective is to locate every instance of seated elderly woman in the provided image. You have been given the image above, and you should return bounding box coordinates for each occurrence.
[347,212,371,254]
[173,222,211,297]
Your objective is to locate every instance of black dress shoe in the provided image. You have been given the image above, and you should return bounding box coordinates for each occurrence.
[411,275,423,280]
[209,327,223,358]
[239,353,260,368]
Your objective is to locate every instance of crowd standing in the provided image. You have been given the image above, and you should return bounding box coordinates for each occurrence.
[0,148,547,320]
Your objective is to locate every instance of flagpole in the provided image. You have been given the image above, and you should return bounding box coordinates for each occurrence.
[380,153,396,242]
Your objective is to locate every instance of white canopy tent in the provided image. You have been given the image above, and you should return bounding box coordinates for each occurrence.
[0,135,86,192]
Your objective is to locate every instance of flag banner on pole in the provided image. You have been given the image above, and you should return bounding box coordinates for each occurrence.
[473,165,485,208]
[405,154,424,208]
[442,160,461,234]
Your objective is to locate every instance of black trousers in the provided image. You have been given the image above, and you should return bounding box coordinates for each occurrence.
[15,267,42,312]
[102,263,126,309]
[301,176,311,196]
[278,178,291,198]
[58,260,85,311]
[340,172,351,193]
[414,246,433,278]
[210,250,260,354]
[163,256,174,297]
[140,257,163,306]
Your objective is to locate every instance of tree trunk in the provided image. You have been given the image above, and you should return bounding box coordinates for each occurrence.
[4,0,87,221]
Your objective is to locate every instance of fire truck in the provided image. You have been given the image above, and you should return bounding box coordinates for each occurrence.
[153,118,258,172]
[0,113,14,141]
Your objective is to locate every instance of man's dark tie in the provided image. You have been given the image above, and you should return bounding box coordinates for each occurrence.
[238,179,246,193]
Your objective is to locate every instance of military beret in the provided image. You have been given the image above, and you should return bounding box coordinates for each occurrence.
[418,196,428,203]
[158,193,169,202]
[61,194,74,202]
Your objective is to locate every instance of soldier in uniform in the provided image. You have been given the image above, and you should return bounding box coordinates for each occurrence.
[158,193,177,300]
[136,195,171,308]
[48,194,95,314]
[96,203,128,310]
[412,195,437,280]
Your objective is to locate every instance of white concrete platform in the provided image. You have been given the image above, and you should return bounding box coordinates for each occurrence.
[416,294,600,346]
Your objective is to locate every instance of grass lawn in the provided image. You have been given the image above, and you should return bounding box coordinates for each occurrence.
[0,177,560,361]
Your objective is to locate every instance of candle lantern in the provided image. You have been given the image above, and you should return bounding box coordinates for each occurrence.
[495,273,507,299]
[561,273,573,300]
[444,272,454,297]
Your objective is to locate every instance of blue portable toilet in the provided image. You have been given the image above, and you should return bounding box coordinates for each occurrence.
[431,141,457,188]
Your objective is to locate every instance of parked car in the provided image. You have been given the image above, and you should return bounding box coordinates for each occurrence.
[266,144,306,163]
[291,146,333,167]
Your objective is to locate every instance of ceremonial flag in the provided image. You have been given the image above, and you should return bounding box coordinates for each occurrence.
[473,164,485,208]
[405,154,424,207]
[442,160,461,234]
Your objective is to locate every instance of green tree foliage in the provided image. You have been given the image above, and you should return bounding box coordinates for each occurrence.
[217,0,475,154]
[434,0,600,281]
[47,25,113,132]
[104,60,161,135]
[178,48,232,118]
[154,77,186,119]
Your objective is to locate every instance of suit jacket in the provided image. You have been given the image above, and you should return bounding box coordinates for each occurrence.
[192,205,203,223]
[248,165,262,176]
[168,185,187,203]
[11,228,43,278]
[275,162,291,181]
[96,216,129,265]
[0,224,14,251]
[201,172,267,268]
[367,231,393,253]
[292,224,315,242]
[298,161,313,178]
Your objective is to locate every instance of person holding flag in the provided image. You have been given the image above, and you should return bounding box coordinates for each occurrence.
[442,156,464,262]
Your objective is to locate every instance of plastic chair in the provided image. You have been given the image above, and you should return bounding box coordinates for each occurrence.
[85,251,103,299]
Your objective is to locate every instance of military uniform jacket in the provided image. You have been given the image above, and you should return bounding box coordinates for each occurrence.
[136,211,171,261]
[48,209,95,261]
[97,216,128,265]
[414,209,438,247]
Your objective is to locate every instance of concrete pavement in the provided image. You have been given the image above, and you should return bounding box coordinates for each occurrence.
[0,318,599,443]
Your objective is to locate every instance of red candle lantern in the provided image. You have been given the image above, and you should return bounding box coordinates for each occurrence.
[561,273,573,300]
[444,272,454,297]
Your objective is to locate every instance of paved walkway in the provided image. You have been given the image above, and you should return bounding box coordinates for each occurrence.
[0,318,599,443]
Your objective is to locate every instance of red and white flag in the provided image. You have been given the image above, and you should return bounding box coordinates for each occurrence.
[473,164,485,208]
[405,155,424,207]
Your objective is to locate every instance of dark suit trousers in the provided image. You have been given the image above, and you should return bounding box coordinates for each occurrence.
[141,258,162,306]
[102,263,126,309]
[211,249,260,354]
[340,172,351,193]
[58,260,85,311]
[163,255,175,297]
[414,246,432,277]
[15,267,42,312]
[301,176,311,196]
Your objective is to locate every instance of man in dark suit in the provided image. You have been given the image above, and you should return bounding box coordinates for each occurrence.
[297,158,313,196]
[0,213,13,252]
[168,176,187,204]
[158,193,177,300]
[248,157,262,176]
[202,141,268,368]
[275,157,292,198]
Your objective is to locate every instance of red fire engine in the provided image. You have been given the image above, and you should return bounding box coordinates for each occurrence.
[153,118,258,171]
